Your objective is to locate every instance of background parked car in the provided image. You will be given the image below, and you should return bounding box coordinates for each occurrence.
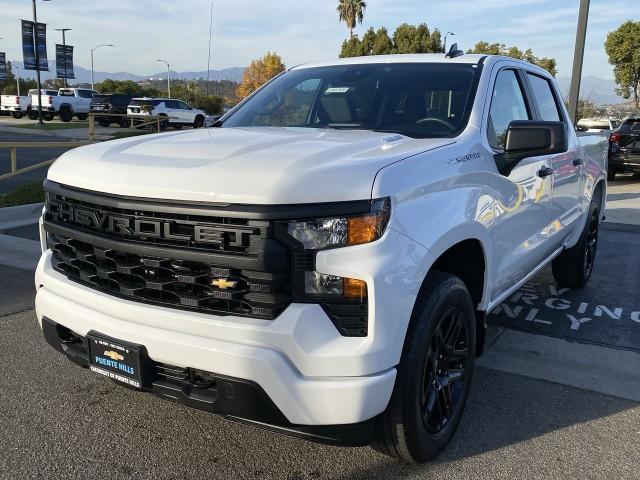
[90,93,134,127]
[577,117,620,133]
[608,115,640,181]
[127,98,206,130]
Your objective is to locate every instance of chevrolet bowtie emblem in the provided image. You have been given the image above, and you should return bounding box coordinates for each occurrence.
[103,350,124,361]
[211,278,238,290]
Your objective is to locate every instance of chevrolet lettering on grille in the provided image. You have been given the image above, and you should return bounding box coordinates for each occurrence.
[48,200,253,248]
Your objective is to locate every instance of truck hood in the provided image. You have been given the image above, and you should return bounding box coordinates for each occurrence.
[47,127,454,204]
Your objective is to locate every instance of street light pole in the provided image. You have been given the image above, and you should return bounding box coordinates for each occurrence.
[90,44,113,90]
[32,0,50,125]
[157,59,170,98]
[14,64,20,96]
[568,0,590,125]
[443,32,455,53]
[54,27,71,87]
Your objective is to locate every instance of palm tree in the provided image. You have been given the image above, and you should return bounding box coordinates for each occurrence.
[337,0,366,38]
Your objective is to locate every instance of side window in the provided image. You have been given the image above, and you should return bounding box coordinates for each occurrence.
[77,90,94,98]
[488,70,530,149]
[178,102,191,110]
[164,100,178,109]
[527,73,561,122]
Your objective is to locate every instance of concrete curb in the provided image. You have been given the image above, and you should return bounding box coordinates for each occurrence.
[478,327,640,402]
[0,202,43,233]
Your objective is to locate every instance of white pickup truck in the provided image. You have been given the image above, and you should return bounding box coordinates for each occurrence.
[1,89,58,119]
[32,87,98,122]
[35,53,607,463]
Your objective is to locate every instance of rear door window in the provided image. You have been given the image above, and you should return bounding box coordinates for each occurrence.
[527,73,561,122]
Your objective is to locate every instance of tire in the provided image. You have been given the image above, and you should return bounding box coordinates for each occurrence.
[43,113,54,121]
[11,112,23,119]
[193,115,205,129]
[76,113,88,121]
[59,108,73,123]
[371,271,476,463]
[120,116,130,128]
[607,166,617,182]
[551,197,600,288]
[98,119,111,127]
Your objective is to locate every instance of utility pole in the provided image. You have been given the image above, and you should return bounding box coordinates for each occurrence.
[206,1,213,96]
[54,27,71,87]
[14,64,20,96]
[568,0,590,125]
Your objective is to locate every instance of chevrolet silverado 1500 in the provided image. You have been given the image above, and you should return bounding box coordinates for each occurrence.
[35,52,607,463]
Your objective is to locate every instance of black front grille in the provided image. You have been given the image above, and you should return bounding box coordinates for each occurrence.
[49,232,291,319]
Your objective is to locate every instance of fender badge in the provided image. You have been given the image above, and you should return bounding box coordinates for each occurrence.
[103,350,124,361]
[211,278,238,290]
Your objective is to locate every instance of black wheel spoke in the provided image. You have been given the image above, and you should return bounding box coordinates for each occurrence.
[420,305,471,434]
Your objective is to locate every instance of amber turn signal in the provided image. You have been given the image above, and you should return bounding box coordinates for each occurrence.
[344,278,367,299]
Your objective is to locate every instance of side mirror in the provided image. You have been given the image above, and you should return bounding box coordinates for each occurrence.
[495,120,568,176]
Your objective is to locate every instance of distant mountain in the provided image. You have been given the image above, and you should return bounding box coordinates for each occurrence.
[556,76,625,105]
[9,60,245,84]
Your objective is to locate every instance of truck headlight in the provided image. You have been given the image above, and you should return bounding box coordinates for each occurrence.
[287,198,391,250]
[284,198,390,301]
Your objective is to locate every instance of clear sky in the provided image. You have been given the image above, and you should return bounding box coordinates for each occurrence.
[0,0,634,79]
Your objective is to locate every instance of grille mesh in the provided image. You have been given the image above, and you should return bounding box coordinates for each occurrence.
[49,233,291,319]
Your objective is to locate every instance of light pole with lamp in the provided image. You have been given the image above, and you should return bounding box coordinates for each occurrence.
[14,64,20,96]
[54,27,71,87]
[33,0,51,125]
[157,59,170,98]
[90,43,113,90]
[206,1,213,96]
[443,32,455,53]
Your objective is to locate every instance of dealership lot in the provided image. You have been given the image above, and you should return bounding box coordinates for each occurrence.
[0,155,639,478]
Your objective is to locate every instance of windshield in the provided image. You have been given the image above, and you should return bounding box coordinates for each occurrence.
[222,63,480,138]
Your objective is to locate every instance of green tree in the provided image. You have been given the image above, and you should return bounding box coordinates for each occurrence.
[340,23,443,58]
[605,21,640,109]
[337,0,367,38]
[95,79,142,94]
[467,42,557,76]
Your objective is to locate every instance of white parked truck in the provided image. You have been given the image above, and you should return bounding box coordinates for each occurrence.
[32,87,98,122]
[1,89,58,119]
[36,53,607,463]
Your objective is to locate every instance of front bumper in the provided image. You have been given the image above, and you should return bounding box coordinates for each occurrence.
[40,316,376,445]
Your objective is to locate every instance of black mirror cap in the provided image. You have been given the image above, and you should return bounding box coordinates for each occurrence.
[496,120,568,176]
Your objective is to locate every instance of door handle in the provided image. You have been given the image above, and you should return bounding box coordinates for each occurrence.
[573,158,584,166]
[538,167,554,178]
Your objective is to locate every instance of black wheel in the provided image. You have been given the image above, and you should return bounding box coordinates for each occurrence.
[11,112,23,119]
[43,112,54,121]
[193,115,205,128]
[59,108,73,122]
[372,271,476,463]
[552,198,600,288]
[607,166,617,182]
[120,116,130,128]
[76,113,88,121]
[27,111,38,120]
[98,119,111,127]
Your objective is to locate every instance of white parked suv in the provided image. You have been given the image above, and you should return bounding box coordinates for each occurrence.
[127,98,206,129]
[36,53,607,463]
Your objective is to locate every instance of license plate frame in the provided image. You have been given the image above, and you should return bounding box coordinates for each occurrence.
[87,334,144,389]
